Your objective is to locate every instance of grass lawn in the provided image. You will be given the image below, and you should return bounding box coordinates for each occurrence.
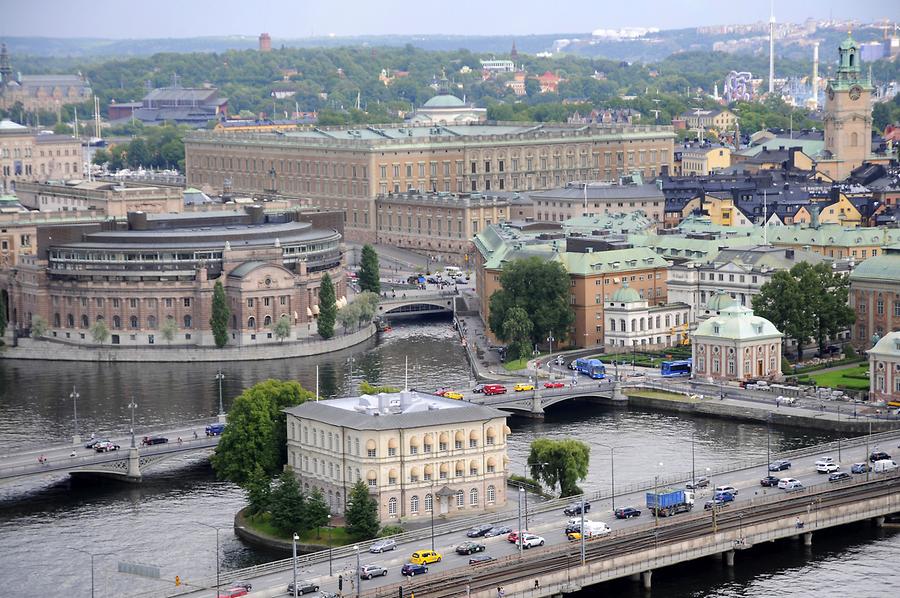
[502,351,549,371]
[627,390,697,402]
[245,512,355,546]
[809,365,870,391]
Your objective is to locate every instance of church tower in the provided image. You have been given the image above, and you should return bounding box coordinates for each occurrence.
[822,33,872,179]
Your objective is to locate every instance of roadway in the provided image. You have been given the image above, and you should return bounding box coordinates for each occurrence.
[183,430,900,598]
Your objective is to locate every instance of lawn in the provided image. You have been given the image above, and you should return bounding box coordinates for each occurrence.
[502,351,549,372]
[808,365,870,391]
[245,512,354,546]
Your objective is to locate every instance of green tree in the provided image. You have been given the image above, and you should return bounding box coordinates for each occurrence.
[161,316,177,343]
[30,315,48,338]
[210,280,230,348]
[211,379,314,485]
[801,263,855,354]
[354,292,380,329]
[306,487,331,538]
[92,148,110,166]
[752,270,812,359]
[126,137,151,168]
[273,315,292,342]
[359,381,401,394]
[317,273,337,339]
[336,302,359,334]
[501,306,534,360]
[244,463,272,516]
[269,472,306,535]
[345,480,379,540]
[53,122,73,135]
[528,438,590,498]
[90,320,110,345]
[358,244,381,294]
[0,291,7,337]
[488,257,574,348]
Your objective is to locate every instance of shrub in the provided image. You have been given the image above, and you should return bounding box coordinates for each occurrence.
[378,525,405,537]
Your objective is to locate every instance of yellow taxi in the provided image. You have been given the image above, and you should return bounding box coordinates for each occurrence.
[514,383,535,392]
[410,550,442,565]
[566,531,583,542]
[444,391,464,400]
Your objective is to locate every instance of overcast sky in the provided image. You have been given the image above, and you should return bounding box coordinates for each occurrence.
[2,0,897,38]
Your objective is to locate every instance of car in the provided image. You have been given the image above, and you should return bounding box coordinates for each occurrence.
[434,388,451,397]
[869,451,892,463]
[401,563,428,577]
[141,436,168,446]
[455,542,486,555]
[94,441,120,452]
[544,381,565,389]
[514,383,535,392]
[713,491,735,503]
[777,477,800,489]
[206,423,226,436]
[482,384,507,396]
[566,517,594,528]
[472,384,486,394]
[443,391,464,400]
[829,472,852,483]
[567,360,579,370]
[783,480,804,491]
[217,588,248,598]
[368,538,397,553]
[851,462,871,474]
[614,507,642,519]
[83,438,104,449]
[760,475,781,487]
[563,501,591,516]
[410,550,442,565]
[873,459,899,473]
[319,593,338,598]
[704,498,730,510]
[714,485,738,496]
[506,530,527,544]
[469,554,495,565]
[359,564,387,579]
[285,581,319,595]
[566,531,585,541]
[230,581,252,591]
[686,476,709,490]
[466,524,494,538]
[817,462,840,474]
[521,533,545,548]
[484,525,511,537]
[565,522,588,534]
[768,460,792,472]
[815,457,835,467]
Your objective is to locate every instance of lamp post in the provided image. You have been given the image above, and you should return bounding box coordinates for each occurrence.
[127,399,137,448]
[597,444,631,513]
[547,335,555,378]
[354,544,361,598]
[580,492,586,566]
[517,486,524,558]
[691,430,696,489]
[430,480,436,551]
[327,514,333,576]
[766,416,771,472]
[524,462,548,529]
[195,522,223,595]
[293,533,299,598]
[215,370,225,416]
[653,461,663,541]
[68,547,106,598]
[69,386,80,444]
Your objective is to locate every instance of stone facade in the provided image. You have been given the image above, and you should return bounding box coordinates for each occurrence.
[848,244,900,350]
[1,120,83,193]
[528,181,664,224]
[285,391,509,521]
[14,180,184,216]
[868,332,900,401]
[692,304,783,383]
[604,284,690,349]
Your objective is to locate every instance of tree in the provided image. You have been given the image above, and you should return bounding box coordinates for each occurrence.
[90,320,110,345]
[345,480,380,540]
[488,257,574,348]
[752,270,811,359]
[53,122,73,135]
[528,439,590,498]
[273,315,291,342]
[354,292,380,328]
[161,316,177,343]
[210,280,230,348]
[800,263,855,354]
[211,379,314,485]
[0,291,7,337]
[306,487,331,538]
[358,244,381,294]
[92,148,110,166]
[30,315,48,338]
[317,273,337,339]
[359,381,401,394]
[501,307,534,360]
[337,302,359,334]
[244,463,272,516]
[269,472,306,535]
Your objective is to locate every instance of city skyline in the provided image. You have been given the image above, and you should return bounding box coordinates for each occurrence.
[1,0,897,39]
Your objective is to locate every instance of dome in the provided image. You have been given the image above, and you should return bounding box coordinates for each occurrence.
[839,34,858,51]
[694,305,782,341]
[706,290,737,312]
[422,94,465,109]
[611,285,641,303]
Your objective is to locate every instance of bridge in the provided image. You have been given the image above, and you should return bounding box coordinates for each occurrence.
[376,290,457,319]
[468,379,627,416]
[0,417,223,486]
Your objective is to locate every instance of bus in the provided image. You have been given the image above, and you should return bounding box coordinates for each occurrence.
[661,359,692,378]
[575,358,606,379]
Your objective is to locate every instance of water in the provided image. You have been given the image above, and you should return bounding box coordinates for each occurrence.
[0,319,895,597]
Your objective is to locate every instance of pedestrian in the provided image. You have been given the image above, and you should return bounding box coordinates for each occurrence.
[193,430,198,439]
[497,587,504,598]
[177,437,183,444]
[534,579,540,589]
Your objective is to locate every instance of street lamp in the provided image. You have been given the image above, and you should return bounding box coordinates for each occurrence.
[430,480,436,552]
[215,370,225,416]
[354,544,361,598]
[127,399,138,448]
[517,486,524,558]
[524,462,548,529]
[547,335,555,376]
[195,522,224,595]
[68,547,107,598]
[327,514,333,576]
[653,462,663,531]
[69,385,80,444]
[597,444,631,513]
[293,533,299,598]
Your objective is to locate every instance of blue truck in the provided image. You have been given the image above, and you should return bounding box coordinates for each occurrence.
[645,489,695,517]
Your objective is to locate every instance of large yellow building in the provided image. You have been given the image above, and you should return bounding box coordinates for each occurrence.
[679,145,731,176]
[680,193,753,227]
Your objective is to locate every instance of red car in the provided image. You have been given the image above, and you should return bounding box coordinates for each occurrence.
[434,388,451,397]
[544,381,565,389]
[217,588,248,598]
[507,530,528,544]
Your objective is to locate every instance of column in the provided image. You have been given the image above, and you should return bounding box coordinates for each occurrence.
[725,550,735,567]
[641,570,652,589]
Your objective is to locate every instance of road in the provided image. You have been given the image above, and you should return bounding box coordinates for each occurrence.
[185,431,900,598]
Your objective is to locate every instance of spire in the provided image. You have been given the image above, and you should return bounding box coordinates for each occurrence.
[510,40,518,60]
[0,43,12,85]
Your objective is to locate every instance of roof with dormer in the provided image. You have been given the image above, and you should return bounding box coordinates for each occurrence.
[694,304,782,341]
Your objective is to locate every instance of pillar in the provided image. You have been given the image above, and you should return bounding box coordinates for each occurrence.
[127,447,142,480]
[874,516,885,528]
[531,394,544,416]
[611,381,628,402]
[641,570,652,590]
[725,550,735,567]
[630,573,641,582]
[218,413,227,423]
[803,532,812,546]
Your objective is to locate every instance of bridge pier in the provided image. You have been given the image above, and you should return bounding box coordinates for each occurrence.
[641,570,652,590]
[127,447,142,481]
[611,381,628,402]
[803,532,813,546]
[874,516,885,528]
[530,395,545,418]
[724,550,735,567]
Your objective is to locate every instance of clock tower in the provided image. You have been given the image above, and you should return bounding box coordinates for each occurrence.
[821,33,872,180]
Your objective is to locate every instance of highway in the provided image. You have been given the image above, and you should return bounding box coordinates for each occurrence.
[178,430,900,598]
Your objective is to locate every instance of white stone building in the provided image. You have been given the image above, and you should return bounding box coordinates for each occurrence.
[868,331,900,401]
[692,304,784,383]
[604,284,691,348]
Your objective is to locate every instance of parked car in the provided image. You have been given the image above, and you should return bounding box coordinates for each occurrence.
[544,381,565,389]
[455,542,486,555]
[685,476,709,490]
[141,436,168,446]
[514,383,535,392]
[400,563,428,577]
[285,580,319,595]
[783,480,804,491]
[778,477,800,489]
[760,475,781,487]
[466,524,494,538]
[851,462,871,474]
[817,462,840,474]
[217,588,248,598]
[869,451,892,463]
[472,384,486,394]
[829,472,852,483]
[205,423,226,436]
[410,550,442,565]
[469,554,494,565]
[94,441,120,453]
[614,507,642,519]
[713,485,738,496]
[368,539,397,553]
[704,498,730,510]
[768,460,792,472]
[563,501,591,516]
[484,525,511,538]
[83,438,104,449]
[443,391,464,400]
[521,533,545,548]
[359,565,388,579]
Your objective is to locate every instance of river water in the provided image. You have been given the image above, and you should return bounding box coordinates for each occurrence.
[0,319,896,597]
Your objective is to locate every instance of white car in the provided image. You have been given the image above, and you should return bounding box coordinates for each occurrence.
[815,457,835,467]
[567,517,594,527]
[817,462,840,474]
[873,459,899,473]
[521,533,545,549]
[713,485,738,496]
[777,477,800,489]
[783,480,804,491]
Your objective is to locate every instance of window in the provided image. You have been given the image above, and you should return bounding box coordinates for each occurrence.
[424,443,432,453]
[367,448,376,458]
[183,298,191,307]
[877,297,884,315]
[410,446,418,455]
[456,490,464,507]
[388,447,397,457]
[439,441,448,451]
[455,440,463,450]
[487,485,496,503]
[368,478,377,488]
[389,475,397,484]
[469,438,477,448]
[410,495,419,514]
[470,488,479,506]
[388,497,397,516]
[470,465,478,476]
[425,494,433,513]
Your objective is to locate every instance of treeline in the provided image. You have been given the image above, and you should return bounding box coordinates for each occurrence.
[92,124,188,171]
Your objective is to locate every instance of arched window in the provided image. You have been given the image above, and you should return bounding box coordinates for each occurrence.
[620,318,626,332]
[264,315,272,326]
[850,132,859,147]
[96,315,104,322]
[183,315,192,329]
[470,488,479,506]
[388,497,397,516]
[487,485,496,503]
[424,494,433,513]
[130,315,138,329]
[81,314,89,328]
[112,315,121,329]
[410,495,419,514]
[247,316,256,329]
[147,315,157,329]
[631,319,636,332]
[54,313,61,327]
[456,490,465,507]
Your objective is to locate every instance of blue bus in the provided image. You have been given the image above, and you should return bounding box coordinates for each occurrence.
[575,358,606,379]
[661,359,692,378]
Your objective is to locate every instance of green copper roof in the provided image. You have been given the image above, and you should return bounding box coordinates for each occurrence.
[768,225,897,248]
[839,33,858,51]
[694,305,782,341]
[611,284,642,303]
[706,291,737,312]
[849,246,900,282]
[422,94,466,108]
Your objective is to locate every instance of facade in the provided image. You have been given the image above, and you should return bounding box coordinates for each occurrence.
[0,44,92,113]
[0,207,346,347]
[14,180,185,216]
[868,332,900,401]
[680,193,753,227]
[479,60,515,73]
[848,244,900,351]
[375,191,511,265]
[679,109,738,132]
[259,33,272,52]
[692,304,783,383]
[108,86,228,127]
[679,145,732,176]
[284,391,509,520]
[529,181,665,224]
[184,122,676,243]
[0,120,83,193]
[604,284,690,349]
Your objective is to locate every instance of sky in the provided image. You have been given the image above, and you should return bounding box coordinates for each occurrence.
[2,0,898,39]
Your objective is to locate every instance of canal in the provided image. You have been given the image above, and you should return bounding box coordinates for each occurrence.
[0,319,896,597]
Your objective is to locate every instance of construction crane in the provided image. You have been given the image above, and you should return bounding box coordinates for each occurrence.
[669,323,690,346]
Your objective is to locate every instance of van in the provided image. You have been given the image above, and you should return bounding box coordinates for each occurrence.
[873,459,899,473]
[205,423,226,436]
[482,384,507,396]
[581,521,611,538]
